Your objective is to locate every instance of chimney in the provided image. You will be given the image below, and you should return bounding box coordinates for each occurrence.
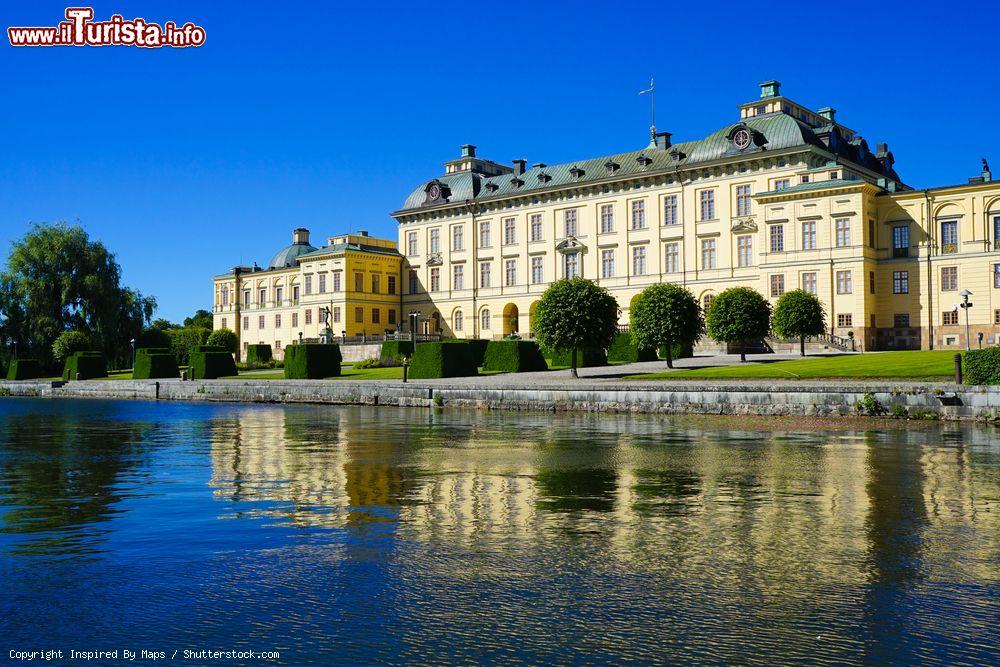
[983,158,992,182]
[654,131,672,150]
[759,80,781,99]
[512,159,526,175]
[532,162,546,169]
[876,142,888,154]
[357,229,369,237]
[461,144,477,158]
[818,107,836,123]
[293,228,310,245]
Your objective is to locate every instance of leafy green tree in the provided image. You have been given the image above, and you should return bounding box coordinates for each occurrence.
[206,327,238,354]
[705,287,771,362]
[184,309,214,330]
[150,318,178,331]
[52,331,91,364]
[0,223,156,369]
[136,327,172,350]
[533,278,618,377]
[772,289,826,356]
[630,283,703,368]
[167,327,211,366]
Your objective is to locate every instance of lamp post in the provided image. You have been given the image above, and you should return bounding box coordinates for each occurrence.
[130,338,136,370]
[409,312,419,344]
[959,289,973,351]
[298,331,303,344]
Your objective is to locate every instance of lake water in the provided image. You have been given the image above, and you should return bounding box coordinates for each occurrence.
[1,398,998,665]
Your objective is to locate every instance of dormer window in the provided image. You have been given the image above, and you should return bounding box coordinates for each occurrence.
[485,182,499,193]
[605,161,620,173]
[537,172,551,183]
[668,148,686,161]
[636,154,652,167]
[510,177,524,189]
[569,166,584,180]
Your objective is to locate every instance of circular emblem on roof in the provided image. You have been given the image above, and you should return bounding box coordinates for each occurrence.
[427,183,441,200]
[733,128,753,150]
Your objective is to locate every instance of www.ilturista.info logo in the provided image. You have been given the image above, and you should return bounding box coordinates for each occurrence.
[8,7,206,48]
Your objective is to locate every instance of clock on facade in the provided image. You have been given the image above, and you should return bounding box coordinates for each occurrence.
[427,183,441,200]
[733,128,752,150]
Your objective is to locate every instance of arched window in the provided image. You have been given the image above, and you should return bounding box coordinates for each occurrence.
[481,308,491,331]
[220,286,229,306]
[454,310,464,332]
[702,294,715,312]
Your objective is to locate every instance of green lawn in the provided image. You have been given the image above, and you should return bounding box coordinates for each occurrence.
[632,350,960,381]
[222,364,405,381]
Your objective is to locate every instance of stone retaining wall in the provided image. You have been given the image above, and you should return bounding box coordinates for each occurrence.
[3,378,999,421]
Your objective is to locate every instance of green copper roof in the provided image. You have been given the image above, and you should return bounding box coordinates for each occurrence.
[268,242,318,269]
[757,178,867,197]
[298,241,401,260]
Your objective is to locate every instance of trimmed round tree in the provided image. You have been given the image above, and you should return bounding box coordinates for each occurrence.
[705,287,771,362]
[206,327,238,355]
[52,331,91,365]
[772,289,826,357]
[630,283,703,368]
[533,278,619,377]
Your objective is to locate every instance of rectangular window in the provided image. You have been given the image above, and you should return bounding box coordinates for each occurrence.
[259,288,266,305]
[601,249,615,278]
[505,259,517,286]
[371,308,380,324]
[333,307,341,323]
[735,184,752,216]
[503,217,516,245]
[893,271,909,294]
[770,225,784,252]
[869,271,876,294]
[632,246,647,276]
[355,307,364,324]
[943,310,959,325]
[774,178,790,191]
[894,314,910,328]
[479,221,491,247]
[530,214,543,242]
[258,315,264,329]
[221,318,227,329]
[770,274,785,297]
[408,269,418,294]
[802,272,817,294]
[893,225,910,257]
[242,316,249,330]
[429,228,440,254]
[291,285,299,304]
[664,243,679,273]
[407,231,417,256]
[563,253,579,278]
[868,219,876,248]
[994,216,1000,249]
[388,309,397,324]
[631,200,646,230]
[531,256,543,284]
[802,221,816,250]
[564,209,578,237]
[387,275,396,295]
[663,195,678,226]
[318,273,326,293]
[453,264,464,290]
[836,270,852,294]
[332,271,342,292]
[452,224,464,251]
[305,309,312,325]
[275,341,281,352]
[835,218,850,247]
[737,235,753,268]
[599,204,614,234]
[354,272,364,292]
[371,274,380,294]
[837,314,853,328]
[699,190,715,221]
[276,287,284,303]
[941,266,958,291]
[480,261,491,288]
[994,264,1000,289]
[275,314,282,328]
[304,275,312,295]
[701,239,716,269]
[941,220,958,253]
[291,312,298,328]
[429,267,440,292]
[243,290,250,307]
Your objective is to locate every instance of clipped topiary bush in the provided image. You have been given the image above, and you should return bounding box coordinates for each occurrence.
[658,341,694,361]
[482,340,548,373]
[606,332,658,363]
[550,347,607,368]
[408,341,478,379]
[189,346,237,380]
[283,344,342,379]
[206,328,239,354]
[133,348,179,379]
[245,344,273,365]
[6,359,44,381]
[963,348,1000,385]
[63,351,107,380]
[463,339,490,367]
[380,340,414,360]
[52,331,92,365]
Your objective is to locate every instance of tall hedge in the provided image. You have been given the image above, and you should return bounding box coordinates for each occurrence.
[482,340,548,373]
[246,344,273,365]
[463,339,490,367]
[284,344,342,379]
[606,332,658,363]
[167,326,211,366]
[963,348,1000,385]
[133,348,179,379]
[380,340,414,360]
[189,346,237,380]
[6,359,44,381]
[408,341,478,379]
[550,347,607,368]
[63,351,108,380]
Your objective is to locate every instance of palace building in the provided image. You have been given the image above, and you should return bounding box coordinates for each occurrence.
[215,80,1000,356]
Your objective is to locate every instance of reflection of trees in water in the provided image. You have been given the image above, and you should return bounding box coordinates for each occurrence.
[0,411,151,555]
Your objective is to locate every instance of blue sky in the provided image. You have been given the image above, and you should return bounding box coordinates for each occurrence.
[1,0,997,322]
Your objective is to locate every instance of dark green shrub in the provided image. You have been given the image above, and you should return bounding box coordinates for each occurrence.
[284,344,342,379]
[6,359,44,380]
[380,340,414,360]
[550,347,607,368]
[52,331,91,365]
[409,342,478,379]
[482,340,548,373]
[206,328,239,354]
[463,339,490,367]
[606,332,657,363]
[659,341,694,361]
[63,351,108,380]
[136,327,172,350]
[246,344,273,364]
[133,348,179,379]
[167,327,211,366]
[964,348,1000,385]
[189,346,237,379]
